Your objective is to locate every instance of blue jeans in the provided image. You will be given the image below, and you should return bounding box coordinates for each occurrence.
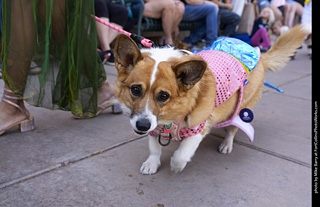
[182,4,218,46]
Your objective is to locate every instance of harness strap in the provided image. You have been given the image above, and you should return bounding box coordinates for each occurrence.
[211,84,255,142]
[149,119,183,142]
[212,85,245,128]
[152,120,207,147]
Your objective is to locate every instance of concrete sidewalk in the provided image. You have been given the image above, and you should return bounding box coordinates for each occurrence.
[0,47,312,207]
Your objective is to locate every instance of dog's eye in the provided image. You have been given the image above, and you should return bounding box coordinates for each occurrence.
[130,85,142,97]
[157,91,170,102]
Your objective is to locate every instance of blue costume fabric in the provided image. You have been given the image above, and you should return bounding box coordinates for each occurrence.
[198,37,259,73]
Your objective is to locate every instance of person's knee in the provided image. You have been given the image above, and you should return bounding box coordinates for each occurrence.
[286,4,293,12]
[213,4,219,11]
[259,27,267,32]
[165,0,175,11]
[203,4,219,14]
[176,1,185,15]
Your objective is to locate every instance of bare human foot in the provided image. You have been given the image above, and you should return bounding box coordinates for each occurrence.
[97,81,115,105]
[97,81,122,114]
[73,80,121,119]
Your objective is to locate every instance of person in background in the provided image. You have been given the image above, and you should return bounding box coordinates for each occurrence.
[181,0,219,49]
[271,20,289,36]
[212,0,241,37]
[255,0,284,22]
[271,19,289,42]
[284,0,304,28]
[95,0,128,65]
[131,0,185,45]
[271,0,285,22]
[250,6,275,52]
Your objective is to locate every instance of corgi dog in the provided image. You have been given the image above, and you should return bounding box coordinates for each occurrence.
[113,25,309,174]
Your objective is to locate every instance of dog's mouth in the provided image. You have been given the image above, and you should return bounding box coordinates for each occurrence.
[134,129,148,135]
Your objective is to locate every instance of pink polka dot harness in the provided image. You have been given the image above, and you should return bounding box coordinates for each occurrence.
[149,37,260,146]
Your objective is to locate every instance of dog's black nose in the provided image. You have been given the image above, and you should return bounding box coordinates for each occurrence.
[136,118,151,132]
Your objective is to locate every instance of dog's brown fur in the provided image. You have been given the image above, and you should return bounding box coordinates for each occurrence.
[115,24,308,129]
[113,25,310,173]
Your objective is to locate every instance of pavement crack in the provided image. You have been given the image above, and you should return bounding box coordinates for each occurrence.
[212,134,311,168]
[233,140,311,168]
[0,135,147,190]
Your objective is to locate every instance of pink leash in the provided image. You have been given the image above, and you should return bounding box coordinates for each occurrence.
[93,15,154,48]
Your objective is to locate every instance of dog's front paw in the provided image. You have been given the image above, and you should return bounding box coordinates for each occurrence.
[218,140,233,154]
[140,157,160,175]
[170,157,188,173]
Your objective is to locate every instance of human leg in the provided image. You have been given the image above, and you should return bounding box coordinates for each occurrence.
[250,30,263,47]
[270,3,283,22]
[184,23,206,45]
[250,27,270,50]
[294,2,304,17]
[182,4,218,46]
[55,0,117,117]
[0,0,35,135]
[77,1,122,116]
[172,0,185,38]
[0,86,35,135]
[95,0,112,51]
[95,0,127,51]
[107,2,128,44]
[284,3,292,27]
[285,0,303,24]
[144,0,176,44]
[204,4,219,45]
[2,0,36,91]
[95,3,126,112]
[219,9,241,36]
[96,17,112,51]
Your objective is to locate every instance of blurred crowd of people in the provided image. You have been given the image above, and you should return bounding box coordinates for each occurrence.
[95,0,312,62]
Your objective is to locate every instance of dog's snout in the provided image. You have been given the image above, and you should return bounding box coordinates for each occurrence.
[136,118,151,132]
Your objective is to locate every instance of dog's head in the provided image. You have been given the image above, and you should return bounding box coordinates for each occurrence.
[114,34,207,135]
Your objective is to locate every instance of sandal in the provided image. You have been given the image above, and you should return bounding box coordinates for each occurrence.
[0,88,35,136]
[73,79,123,119]
[97,99,122,116]
[73,97,123,119]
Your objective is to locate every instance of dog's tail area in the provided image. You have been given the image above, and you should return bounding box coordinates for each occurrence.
[261,24,310,72]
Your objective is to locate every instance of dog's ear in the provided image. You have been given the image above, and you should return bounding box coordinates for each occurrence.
[173,59,207,90]
[114,34,142,71]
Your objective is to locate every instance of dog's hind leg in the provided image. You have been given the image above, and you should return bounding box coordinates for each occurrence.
[140,135,162,175]
[219,125,239,154]
[171,133,204,173]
